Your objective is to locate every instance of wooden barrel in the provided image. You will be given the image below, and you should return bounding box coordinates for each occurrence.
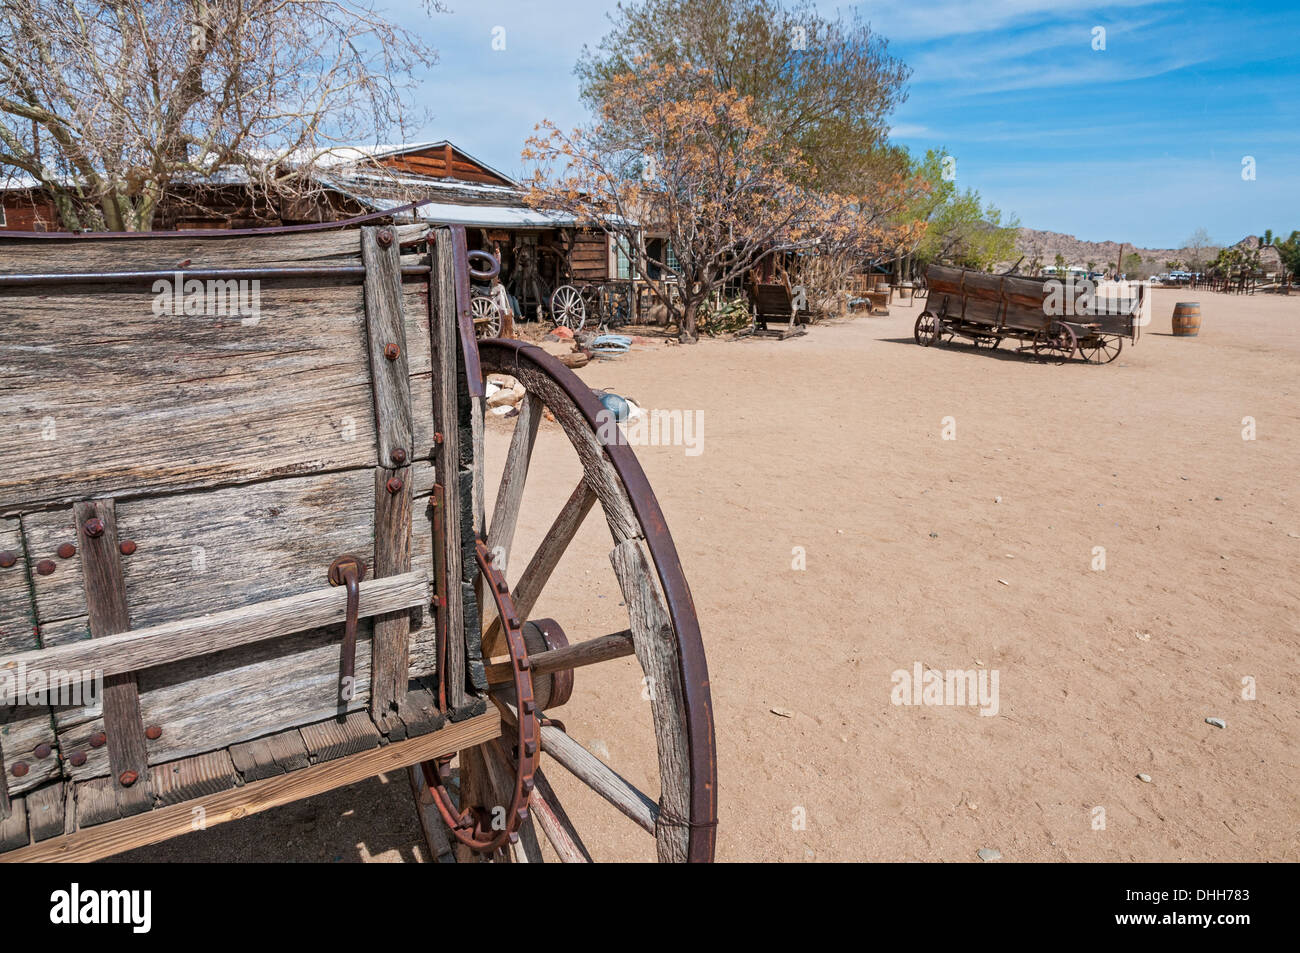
[1172,302,1201,336]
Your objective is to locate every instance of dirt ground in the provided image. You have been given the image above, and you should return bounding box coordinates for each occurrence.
[122,287,1299,862]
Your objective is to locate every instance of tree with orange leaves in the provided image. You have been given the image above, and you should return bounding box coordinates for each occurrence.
[524,61,920,342]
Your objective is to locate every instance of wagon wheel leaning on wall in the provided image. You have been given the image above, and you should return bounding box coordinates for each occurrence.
[412,337,717,862]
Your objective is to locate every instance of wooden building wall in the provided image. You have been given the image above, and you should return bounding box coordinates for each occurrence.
[568,228,610,282]
[0,191,57,232]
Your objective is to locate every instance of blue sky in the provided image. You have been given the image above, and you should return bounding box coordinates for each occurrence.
[387,0,1299,248]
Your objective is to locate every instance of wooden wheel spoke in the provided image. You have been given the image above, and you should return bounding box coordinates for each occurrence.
[484,479,597,649]
[530,767,592,862]
[484,628,633,686]
[487,392,542,576]
[539,720,657,836]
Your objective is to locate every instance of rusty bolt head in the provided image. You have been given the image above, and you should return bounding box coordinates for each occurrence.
[69,751,87,767]
[433,431,444,445]
[119,539,137,556]
[391,447,407,466]
[36,559,55,576]
[0,551,15,568]
[33,742,52,759]
[145,725,162,741]
[88,731,106,748]
[386,476,404,494]
[383,342,401,361]
[11,761,29,778]
[118,770,139,787]
[56,543,76,559]
[83,517,105,538]
[377,228,394,247]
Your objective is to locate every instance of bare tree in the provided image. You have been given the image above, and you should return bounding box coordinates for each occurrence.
[0,0,443,231]
[525,61,918,341]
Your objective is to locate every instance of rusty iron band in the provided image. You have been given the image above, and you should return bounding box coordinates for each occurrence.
[424,538,539,853]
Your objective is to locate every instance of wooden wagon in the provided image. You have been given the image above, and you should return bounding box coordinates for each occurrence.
[0,211,716,862]
[916,264,1143,364]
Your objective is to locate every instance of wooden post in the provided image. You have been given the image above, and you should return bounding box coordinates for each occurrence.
[362,226,415,730]
[74,500,151,817]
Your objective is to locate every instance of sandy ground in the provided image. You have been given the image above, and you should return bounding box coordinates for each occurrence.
[122,287,1300,862]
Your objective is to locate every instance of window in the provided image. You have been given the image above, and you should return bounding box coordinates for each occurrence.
[614,235,633,280]
[0,203,7,228]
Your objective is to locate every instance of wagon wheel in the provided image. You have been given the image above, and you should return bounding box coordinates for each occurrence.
[415,339,716,862]
[914,311,939,346]
[1077,333,1122,364]
[598,282,632,330]
[471,294,503,338]
[549,284,587,332]
[1033,320,1077,364]
[974,335,1000,350]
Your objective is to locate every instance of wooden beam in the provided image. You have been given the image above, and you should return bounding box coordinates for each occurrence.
[1,711,501,863]
[429,228,467,712]
[0,572,430,706]
[75,500,150,817]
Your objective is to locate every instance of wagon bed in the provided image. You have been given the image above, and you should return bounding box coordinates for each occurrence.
[0,213,716,862]
[915,264,1143,364]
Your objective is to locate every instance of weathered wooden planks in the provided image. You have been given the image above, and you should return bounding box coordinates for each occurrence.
[149,751,241,807]
[0,224,427,274]
[0,518,36,655]
[74,500,151,817]
[229,728,311,782]
[2,571,428,707]
[24,782,68,842]
[3,710,501,863]
[300,710,383,763]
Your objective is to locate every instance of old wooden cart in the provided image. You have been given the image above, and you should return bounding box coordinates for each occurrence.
[0,211,716,862]
[915,264,1143,364]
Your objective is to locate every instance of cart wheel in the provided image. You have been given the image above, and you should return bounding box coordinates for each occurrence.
[1077,334,1122,364]
[1033,321,1077,364]
[549,284,587,332]
[975,336,1000,349]
[914,311,939,346]
[471,294,502,338]
[415,339,716,863]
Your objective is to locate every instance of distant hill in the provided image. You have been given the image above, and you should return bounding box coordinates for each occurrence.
[1008,228,1184,273]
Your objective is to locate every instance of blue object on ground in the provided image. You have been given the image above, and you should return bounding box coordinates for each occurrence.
[590,334,632,353]
[597,391,631,422]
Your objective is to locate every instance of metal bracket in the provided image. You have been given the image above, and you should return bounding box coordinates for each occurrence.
[328,555,367,692]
